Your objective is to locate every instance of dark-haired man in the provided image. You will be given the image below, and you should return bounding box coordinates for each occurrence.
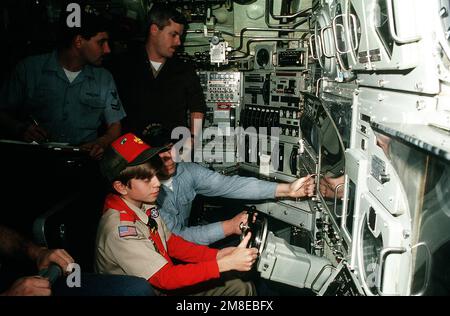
[0,6,126,159]
[111,4,205,137]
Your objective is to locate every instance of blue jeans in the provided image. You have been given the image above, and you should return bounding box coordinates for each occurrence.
[53,273,154,296]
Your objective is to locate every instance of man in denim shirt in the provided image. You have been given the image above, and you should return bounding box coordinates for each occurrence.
[143,126,315,245]
[0,8,125,159]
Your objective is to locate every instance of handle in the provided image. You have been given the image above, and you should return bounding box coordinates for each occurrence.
[411,242,432,296]
[311,264,336,293]
[332,15,352,72]
[344,13,360,56]
[348,14,359,51]
[39,263,63,285]
[376,247,407,296]
[240,206,257,236]
[314,22,325,69]
[386,0,421,44]
[332,15,349,54]
[309,34,321,60]
[320,26,334,58]
[333,183,345,218]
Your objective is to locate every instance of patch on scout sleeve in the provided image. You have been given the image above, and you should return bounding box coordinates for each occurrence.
[118,225,138,238]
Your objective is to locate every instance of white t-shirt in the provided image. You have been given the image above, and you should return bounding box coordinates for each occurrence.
[161,178,174,191]
[150,61,163,72]
[63,68,81,83]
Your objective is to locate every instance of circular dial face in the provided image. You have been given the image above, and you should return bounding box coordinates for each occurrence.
[211,36,220,45]
[256,48,270,67]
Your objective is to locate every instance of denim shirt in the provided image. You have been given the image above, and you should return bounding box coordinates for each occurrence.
[157,162,277,245]
[0,51,126,144]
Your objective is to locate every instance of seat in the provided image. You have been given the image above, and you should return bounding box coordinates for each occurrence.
[33,189,104,272]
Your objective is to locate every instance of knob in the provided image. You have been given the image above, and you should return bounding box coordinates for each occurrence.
[379,173,390,184]
[211,35,220,45]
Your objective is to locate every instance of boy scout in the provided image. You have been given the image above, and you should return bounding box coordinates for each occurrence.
[95,133,257,295]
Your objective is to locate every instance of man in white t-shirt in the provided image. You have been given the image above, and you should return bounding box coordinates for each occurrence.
[0,6,126,159]
[111,4,206,138]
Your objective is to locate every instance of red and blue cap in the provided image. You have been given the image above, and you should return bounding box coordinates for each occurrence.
[100,133,166,182]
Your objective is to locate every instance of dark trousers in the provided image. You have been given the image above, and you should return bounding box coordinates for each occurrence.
[53,273,154,296]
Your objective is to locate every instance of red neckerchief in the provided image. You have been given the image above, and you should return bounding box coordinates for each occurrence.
[103,194,172,263]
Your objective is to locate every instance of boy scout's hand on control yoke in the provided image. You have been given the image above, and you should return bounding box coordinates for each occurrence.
[216,233,258,272]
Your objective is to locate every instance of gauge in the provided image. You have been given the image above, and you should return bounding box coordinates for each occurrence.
[256,48,270,68]
[211,35,220,45]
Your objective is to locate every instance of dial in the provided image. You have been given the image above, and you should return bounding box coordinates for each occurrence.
[211,35,220,45]
[256,48,270,68]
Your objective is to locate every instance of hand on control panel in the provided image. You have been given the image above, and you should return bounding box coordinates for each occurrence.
[319,176,345,199]
[278,174,316,198]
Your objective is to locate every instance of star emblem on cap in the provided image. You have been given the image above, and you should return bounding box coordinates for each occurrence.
[134,136,144,144]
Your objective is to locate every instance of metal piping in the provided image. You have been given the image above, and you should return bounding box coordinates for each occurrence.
[265,0,311,28]
[231,27,309,53]
[267,0,312,20]
[229,37,306,59]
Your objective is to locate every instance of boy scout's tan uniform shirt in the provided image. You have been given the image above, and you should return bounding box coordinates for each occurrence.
[95,199,172,280]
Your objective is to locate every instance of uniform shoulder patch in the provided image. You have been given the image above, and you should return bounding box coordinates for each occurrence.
[118,225,138,238]
[110,90,120,111]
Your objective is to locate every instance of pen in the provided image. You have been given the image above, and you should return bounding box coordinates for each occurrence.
[30,115,39,127]
[29,115,50,142]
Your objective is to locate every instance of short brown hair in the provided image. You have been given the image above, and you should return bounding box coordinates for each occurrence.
[114,156,164,188]
[145,3,187,38]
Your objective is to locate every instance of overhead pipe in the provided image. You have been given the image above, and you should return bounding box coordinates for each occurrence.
[265,0,311,28]
[230,27,309,53]
[229,37,307,59]
[267,0,311,20]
